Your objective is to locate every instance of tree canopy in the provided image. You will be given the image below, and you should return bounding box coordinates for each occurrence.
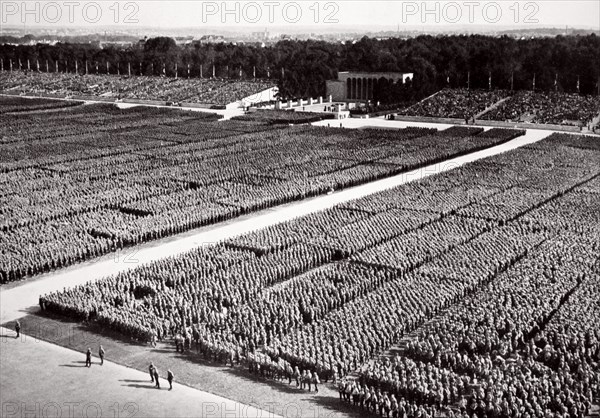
[1,34,598,101]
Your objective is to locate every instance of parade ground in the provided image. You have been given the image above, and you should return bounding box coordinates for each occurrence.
[0,117,554,418]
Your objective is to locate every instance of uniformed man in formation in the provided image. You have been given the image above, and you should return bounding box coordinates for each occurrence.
[167,369,174,390]
[98,345,105,365]
[153,366,160,389]
[85,348,92,367]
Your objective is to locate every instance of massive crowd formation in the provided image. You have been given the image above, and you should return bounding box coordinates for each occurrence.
[0,96,83,114]
[0,71,275,106]
[399,88,600,127]
[400,89,510,120]
[232,109,333,124]
[480,91,600,126]
[1,99,523,283]
[40,131,599,416]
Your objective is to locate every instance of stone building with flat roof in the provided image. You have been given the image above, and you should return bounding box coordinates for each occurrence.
[326,71,414,102]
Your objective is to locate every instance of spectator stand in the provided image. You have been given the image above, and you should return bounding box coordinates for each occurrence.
[0,71,276,110]
[473,95,512,120]
[472,118,583,133]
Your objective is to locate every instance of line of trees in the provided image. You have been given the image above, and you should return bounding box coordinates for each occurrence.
[1,34,599,101]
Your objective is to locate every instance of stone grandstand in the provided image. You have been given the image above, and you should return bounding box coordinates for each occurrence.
[0,71,278,109]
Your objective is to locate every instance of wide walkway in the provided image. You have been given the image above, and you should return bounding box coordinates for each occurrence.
[0,326,277,418]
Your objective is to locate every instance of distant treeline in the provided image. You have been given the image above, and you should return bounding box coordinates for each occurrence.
[0,33,141,45]
[1,34,599,101]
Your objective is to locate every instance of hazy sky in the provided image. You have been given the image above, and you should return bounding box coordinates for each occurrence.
[1,1,599,30]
